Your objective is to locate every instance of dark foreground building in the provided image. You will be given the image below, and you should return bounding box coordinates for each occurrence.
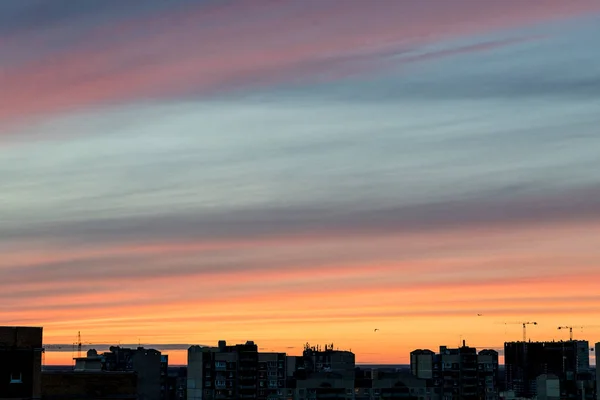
[0,326,43,400]
[409,342,500,400]
[504,340,591,399]
[41,370,137,400]
[102,346,164,400]
[188,340,287,400]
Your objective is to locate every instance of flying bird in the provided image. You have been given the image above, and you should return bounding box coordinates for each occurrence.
[374,329,379,332]
[477,314,483,316]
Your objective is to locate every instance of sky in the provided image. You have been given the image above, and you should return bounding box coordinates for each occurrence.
[1,0,600,366]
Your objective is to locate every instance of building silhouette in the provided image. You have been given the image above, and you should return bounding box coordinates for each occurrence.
[0,326,43,400]
[101,346,165,400]
[478,349,500,400]
[188,340,286,400]
[41,370,137,400]
[596,342,600,400]
[409,342,499,400]
[287,343,355,400]
[410,350,435,380]
[166,366,187,400]
[504,340,591,399]
[364,369,431,400]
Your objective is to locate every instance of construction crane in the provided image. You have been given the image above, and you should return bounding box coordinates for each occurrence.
[504,321,537,341]
[556,325,598,341]
[557,326,578,341]
[43,332,115,359]
[76,331,82,358]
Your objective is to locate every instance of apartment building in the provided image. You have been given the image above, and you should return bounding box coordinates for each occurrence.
[478,349,499,400]
[288,343,355,400]
[410,342,500,400]
[102,346,165,400]
[188,340,286,400]
[0,326,43,400]
[410,350,435,380]
[596,342,600,400]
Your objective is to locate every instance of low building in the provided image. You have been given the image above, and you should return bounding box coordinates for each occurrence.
[288,343,355,400]
[41,370,137,400]
[0,326,43,400]
[372,370,429,400]
[536,374,560,400]
[74,349,103,372]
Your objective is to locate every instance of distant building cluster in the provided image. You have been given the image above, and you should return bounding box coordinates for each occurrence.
[1,325,599,400]
[410,342,499,400]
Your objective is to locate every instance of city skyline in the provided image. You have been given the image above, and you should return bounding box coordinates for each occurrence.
[2,1,600,366]
[36,332,600,366]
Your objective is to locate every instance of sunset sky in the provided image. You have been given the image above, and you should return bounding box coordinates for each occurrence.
[2,0,600,366]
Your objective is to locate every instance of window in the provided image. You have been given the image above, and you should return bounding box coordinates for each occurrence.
[10,373,23,384]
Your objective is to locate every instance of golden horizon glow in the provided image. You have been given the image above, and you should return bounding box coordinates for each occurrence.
[7,220,600,365]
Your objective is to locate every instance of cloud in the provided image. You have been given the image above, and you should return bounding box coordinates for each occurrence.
[3,184,599,245]
[1,0,599,128]
[3,1,600,362]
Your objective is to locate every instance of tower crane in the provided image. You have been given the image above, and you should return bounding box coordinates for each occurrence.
[557,326,579,341]
[43,332,116,358]
[557,325,598,341]
[504,321,537,341]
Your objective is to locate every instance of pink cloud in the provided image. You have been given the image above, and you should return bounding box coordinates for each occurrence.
[1,0,599,128]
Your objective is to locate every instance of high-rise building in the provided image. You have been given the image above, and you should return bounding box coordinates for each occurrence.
[410,342,499,400]
[0,326,43,400]
[478,349,499,400]
[102,346,164,400]
[187,340,286,400]
[436,344,479,400]
[504,340,591,399]
[410,350,435,380]
[595,342,600,400]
